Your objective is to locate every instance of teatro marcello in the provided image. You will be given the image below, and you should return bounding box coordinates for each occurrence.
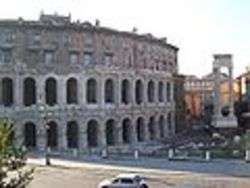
[0,13,178,154]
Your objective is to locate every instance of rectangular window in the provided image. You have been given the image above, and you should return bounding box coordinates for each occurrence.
[103,53,113,64]
[70,52,79,64]
[0,49,12,64]
[83,52,92,65]
[44,51,54,64]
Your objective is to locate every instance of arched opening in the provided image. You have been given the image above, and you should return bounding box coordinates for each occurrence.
[66,121,78,149]
[121,79,130,104]
[106,119,115,146]
[45,78,57,106]
[147,80,155,103]
[159,115,165,138]
[158,81,164,102]
[2,78,13,106]
[87,78,97,104]
[136,117,145,142]
[47,121,58,148]
[148,116,155,140]
[122,118,131,144]
[67,78,78,104]
[23,77,36,106]
[166,82,171,102]
[24,122,36,148]
[87,120,98,147]
[135,80,143,105]
[105,79,114,103]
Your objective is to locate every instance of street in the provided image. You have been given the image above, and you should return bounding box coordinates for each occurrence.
[27,157,250,188]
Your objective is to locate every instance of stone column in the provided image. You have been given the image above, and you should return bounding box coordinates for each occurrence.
[58,78,66,106]
[171,112,176,135]
[58,120,67,151]
[36,120,46,151]
[100,78,105,107]
[13,122,24,147]
[82,78,86,106]
[99,120,107,148]
[144,120,150,141]
[97,77,102,107]
[117,77,122,107]
[228,67,234,115]
[37,76,45,103]
[116,121,123,145]
[131,119,137,144]
[78,76,84,106]
[213,66,221,118]
[14,76,23,106]
[79,121,87,150]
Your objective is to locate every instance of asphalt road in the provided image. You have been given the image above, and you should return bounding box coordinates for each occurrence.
[27,157,250,188]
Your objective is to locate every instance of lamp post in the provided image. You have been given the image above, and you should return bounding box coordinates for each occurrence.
[37,99,51,166]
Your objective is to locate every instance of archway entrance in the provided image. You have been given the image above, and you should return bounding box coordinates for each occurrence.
[24,122,36,148]
[66,121,78,149]
[47,121,58,148]
[106,119,115,146]
[87,120,98,147]
[23,78,36,106]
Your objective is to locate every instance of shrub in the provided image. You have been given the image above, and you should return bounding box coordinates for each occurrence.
[0,118,34,188]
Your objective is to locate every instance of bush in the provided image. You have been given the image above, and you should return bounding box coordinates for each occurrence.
[0,118,34,188]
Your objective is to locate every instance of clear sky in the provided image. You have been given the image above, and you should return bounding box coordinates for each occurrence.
[0,0,249,77]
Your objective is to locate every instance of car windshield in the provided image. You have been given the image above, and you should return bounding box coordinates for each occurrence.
[120,178,134,184]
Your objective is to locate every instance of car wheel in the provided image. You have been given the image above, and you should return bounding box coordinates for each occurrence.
[140,184,148,188]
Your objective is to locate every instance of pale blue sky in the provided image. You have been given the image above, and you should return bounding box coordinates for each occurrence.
[0,0,249,77]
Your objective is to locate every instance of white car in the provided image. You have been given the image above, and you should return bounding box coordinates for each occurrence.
[98,173,149,188]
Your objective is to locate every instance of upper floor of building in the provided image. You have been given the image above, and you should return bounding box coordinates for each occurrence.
[0,13,178,74]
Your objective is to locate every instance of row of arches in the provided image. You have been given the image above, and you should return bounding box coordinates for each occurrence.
[24,114,172,149]
[0,77,172,106]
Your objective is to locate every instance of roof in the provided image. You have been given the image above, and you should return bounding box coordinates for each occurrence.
[116,174,142,179]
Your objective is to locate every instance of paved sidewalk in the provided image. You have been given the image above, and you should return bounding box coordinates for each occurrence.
[27,155,250,177]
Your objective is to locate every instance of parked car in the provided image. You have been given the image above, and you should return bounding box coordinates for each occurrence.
[98,173,149,188]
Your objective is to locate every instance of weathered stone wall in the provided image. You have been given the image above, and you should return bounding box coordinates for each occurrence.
[0,14,178,153]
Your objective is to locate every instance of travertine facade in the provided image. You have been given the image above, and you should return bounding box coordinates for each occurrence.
[0,14,178,153]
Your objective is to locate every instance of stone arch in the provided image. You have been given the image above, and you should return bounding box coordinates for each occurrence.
[136,117,145,142]
[121,79,131,104]
[24,122,36,148]
[158,81,164,102]
[87,119,99,147]
[147,80,155,103]
[159,115,165,138]
[122,118,132,144]
[23,77,36,106]
[148,116,156,140]
[45,77,57,106]
[135,79,144,105]
[105,119,115,146]
[47,121,58,148]
[2,77,13,106]
[67,77,78,104]
[66,121,78,149]
[105,79,115,103]
[86,78,97,104]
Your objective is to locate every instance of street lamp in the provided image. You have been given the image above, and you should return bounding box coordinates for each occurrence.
[37,99,51,166]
